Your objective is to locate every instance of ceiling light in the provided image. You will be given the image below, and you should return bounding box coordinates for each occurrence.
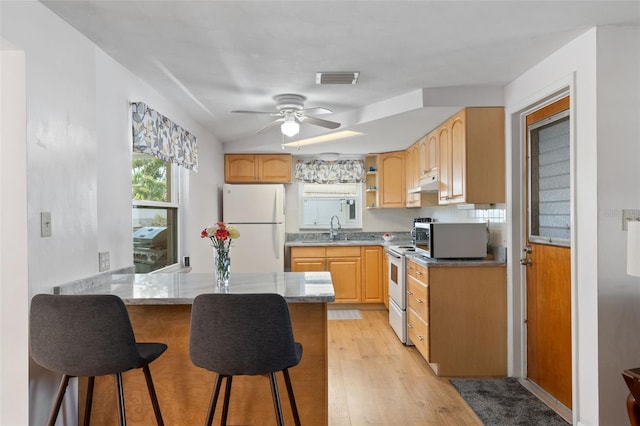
[280,111,300,137]
[281,120,300,137]
[281,130,365,148]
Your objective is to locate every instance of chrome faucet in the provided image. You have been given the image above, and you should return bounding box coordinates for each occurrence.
[329,215,342,240]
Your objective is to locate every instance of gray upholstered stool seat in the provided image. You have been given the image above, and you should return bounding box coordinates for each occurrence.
[190,293,303,426]
[29,294,167,426]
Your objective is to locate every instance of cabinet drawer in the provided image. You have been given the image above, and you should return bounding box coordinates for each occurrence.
[406,260,428,283]
[326,246,361,257]
[407,276,429,321]
[291,247,326,258]
[408,308,430,361]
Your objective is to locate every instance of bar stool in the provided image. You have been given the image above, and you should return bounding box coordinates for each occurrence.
[29,294,167,426]
[190,293,303,426]
[624,368,640,426]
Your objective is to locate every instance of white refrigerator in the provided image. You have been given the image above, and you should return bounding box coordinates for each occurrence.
[222,184,285,272]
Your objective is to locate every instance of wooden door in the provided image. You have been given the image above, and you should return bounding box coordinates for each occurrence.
[257,154,291,183]
[523,96,572,409]
[449,111,466,203]
[361,246,382,303]
[426,131,438,175]
[224,154,256,182]
[327,257,361,303]
[378,151,405,208]
[437,124,451,204]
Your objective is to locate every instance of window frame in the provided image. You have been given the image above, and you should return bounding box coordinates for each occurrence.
[132,154,182,272]
[298,182,364,230]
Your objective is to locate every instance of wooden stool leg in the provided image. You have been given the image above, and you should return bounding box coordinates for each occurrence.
[221,376,233,426]
[142,365,164,426]
[83,376,95,426]
[47,374,71,426]
[114,373,127,426]
[269,372,285,426]
[282,369,301,426]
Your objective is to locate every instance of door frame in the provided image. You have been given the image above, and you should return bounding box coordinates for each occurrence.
[505,73,577,421]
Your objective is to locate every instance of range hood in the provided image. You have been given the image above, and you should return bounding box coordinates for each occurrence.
[408,174,439,194]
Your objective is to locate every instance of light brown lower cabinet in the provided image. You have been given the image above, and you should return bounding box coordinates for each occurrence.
[406,258,507,377]
[291,245,383,304]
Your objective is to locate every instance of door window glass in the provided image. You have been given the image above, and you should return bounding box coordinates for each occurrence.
[528,109,570,246]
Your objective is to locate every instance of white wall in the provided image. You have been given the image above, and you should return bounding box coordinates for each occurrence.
[0,46,29,426]
[0,2,223,424]
[505,26,640,426]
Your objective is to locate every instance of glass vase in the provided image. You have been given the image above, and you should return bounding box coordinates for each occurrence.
[214,249,231,287]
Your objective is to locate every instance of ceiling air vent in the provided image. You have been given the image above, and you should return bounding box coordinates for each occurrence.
[315,72,360,85]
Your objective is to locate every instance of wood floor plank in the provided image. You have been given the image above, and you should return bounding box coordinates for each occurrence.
[328,309,482,426]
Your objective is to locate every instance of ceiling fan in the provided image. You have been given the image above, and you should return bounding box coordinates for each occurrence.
[232,94,341,138]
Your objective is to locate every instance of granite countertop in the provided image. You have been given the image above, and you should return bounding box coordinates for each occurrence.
[54,272,335,305]
[405,252,506,267]
[285,239,410,247]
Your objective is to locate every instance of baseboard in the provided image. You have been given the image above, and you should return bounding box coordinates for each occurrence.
[328,303,386,311]
[518,378,572,423]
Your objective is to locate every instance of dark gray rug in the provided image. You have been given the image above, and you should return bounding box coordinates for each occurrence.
[450,378,569,425]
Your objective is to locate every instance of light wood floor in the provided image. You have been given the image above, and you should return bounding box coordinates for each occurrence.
[328,309,482,426]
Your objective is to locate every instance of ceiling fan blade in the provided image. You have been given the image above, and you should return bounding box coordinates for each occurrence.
[231,110,276,115]
[255,118,284,134]
[300,107,333,115]
[302,115,341,130]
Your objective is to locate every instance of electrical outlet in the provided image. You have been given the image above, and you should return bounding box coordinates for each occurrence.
[41,211,52,237]
[623,209,640,230]
[98,251,110,272]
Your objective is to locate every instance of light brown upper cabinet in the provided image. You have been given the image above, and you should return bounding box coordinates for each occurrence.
[424,131,438,176]
[437,107,505,205]
[378,150,406,208]
[224,154,292,183]
[405,142,420,207]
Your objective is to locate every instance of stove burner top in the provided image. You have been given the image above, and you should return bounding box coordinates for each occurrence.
[387,245,416,255]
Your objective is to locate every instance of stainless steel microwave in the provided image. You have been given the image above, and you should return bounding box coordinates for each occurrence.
[414,222,488,259]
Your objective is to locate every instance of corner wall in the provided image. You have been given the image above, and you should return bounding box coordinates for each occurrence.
[0,2,224,424]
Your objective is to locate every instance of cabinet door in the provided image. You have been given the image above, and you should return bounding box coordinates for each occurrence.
[327,257,361,303]
[426,131,438,175]
[382,250,389,309]
[449,111,466,203]
[437,124,451,204]
[225,154,256,182]
[291,258,326,272]
[361,246,382,303]
[258,155,291,183]
[378,151,405,208]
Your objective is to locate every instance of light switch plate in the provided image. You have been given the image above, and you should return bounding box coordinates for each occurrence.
[99,251,110,272]
[41,211,52,237]
[623,209,640,230]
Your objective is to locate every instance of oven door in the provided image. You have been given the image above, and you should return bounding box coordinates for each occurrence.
[387,249,405,309]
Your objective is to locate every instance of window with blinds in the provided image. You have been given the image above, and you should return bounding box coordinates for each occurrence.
[528,109,570,246]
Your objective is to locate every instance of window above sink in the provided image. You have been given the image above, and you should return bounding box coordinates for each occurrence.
[299,182,363,230]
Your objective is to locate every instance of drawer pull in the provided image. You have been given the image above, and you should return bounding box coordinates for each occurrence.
[416,298,423,304]
[407,290,413,296]
[416,271,423,275]
[408,323,414,329]
[417,335,424,341]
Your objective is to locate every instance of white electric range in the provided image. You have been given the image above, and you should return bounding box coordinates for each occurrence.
[386,245,417,345]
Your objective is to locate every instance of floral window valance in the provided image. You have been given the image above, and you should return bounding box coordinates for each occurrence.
[131,102,198,172]
[294,159,365,184]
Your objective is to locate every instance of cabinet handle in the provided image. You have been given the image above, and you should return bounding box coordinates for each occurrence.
[407,290,413,296]
[417,335,424,341]
[416,298,423,304]
[416,271,423,275]
[408,323,414,329]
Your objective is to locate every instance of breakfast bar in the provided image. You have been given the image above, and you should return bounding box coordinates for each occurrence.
[55,272,334,426]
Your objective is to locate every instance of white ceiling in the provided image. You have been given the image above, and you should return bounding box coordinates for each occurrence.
[40,0,640,155]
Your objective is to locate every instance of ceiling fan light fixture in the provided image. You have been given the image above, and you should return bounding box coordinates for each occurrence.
[281,120,300,137]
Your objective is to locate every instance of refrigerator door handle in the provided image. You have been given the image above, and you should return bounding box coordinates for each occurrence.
[274,223,280,259]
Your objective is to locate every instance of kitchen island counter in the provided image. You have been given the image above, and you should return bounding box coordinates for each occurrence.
[55,272,333,426]
[54,271,335,304]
